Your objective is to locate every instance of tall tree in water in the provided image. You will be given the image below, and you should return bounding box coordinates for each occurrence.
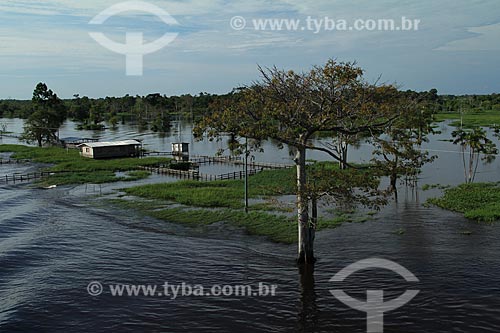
[195,59,416,264]
[452,127,497,184]
[371,93,437,200]
[21,83,66,147]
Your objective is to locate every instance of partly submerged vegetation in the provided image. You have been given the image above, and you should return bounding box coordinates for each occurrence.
[428,182,500,222]
[0,144,171,185]
[108,199,298,244]
[107,197,363,244]
[7,69,499,259]
[118,165,376,243]
[123,168,297,209]
[433,94,500,128]
[0,143,373,243]
[434,110,500,128]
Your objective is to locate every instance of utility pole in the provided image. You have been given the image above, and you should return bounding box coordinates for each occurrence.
[244,137,249,214]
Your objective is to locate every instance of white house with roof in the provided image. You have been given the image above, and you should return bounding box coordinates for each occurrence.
[77,140,142,159]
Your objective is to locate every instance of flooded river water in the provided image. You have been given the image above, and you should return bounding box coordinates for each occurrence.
[1,118,500,332]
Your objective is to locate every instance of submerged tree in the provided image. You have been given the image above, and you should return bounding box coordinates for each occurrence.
[195,59,417,264]
[305,162,388,243]
[452,127,498,184]
[321,132,362,170]
[21,83,66,147]
[0,122,7,138]
[371,98,437,200]
[69,94,91,122]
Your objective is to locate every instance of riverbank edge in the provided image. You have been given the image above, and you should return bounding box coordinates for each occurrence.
[1,143,372,244]
[427,182,500,222]
[0,144,172,186]
[104,196,365,244]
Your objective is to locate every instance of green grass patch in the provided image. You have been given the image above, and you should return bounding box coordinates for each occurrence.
[317,216,348,229]
[125,181,245,208]
[0,144,169,185]
[123,168,297,209]
[108,199,297,243]
[126,170,151,180]
[428,182,500,222]
[122,162,372,209]
[250,201,294,213]
[120,163,376,242]
[435,110,500,128]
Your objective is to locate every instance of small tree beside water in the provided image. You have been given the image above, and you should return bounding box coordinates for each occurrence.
[0,123,7,138]
[21,83,66,147]
[452,127,498,184]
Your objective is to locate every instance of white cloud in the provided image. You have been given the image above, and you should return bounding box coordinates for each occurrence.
[435,23,500,51]
[0,0,288,17]
[1,0,499,97]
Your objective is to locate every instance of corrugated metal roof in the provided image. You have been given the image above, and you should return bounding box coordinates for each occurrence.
[77,140,141,148]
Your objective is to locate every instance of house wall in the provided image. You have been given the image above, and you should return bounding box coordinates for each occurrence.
[172,143,189,154]
[79,144,140,159]
[91,145,140,159]
[81,147,94,158]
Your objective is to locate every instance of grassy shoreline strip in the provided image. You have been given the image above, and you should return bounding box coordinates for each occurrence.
[0,144,171,185]
[107,198,350,244]
[435,111,500,128]
[123,168,297,209]
[108,198,298,243]
[1,144,366,242]
[428,182,500,222]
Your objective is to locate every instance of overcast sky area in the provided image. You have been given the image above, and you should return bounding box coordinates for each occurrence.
[0,0,499,99]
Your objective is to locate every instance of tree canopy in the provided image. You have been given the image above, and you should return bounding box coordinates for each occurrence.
[21,83,66,147]
[195,59,422,264]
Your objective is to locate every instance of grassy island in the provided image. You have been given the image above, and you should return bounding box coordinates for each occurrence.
[434,110,500,128]
[112,166,371,244]
[428,182,500,222]
[1,144,372,244]
[0,144,171,185]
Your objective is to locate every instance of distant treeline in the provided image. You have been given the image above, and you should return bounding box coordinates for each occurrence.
[0,92,227,132]
[438,93,500,112]
[1,90,499,131]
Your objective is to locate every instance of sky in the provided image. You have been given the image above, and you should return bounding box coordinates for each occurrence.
[0,0,499,99]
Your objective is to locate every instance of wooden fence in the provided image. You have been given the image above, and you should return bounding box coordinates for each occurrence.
[189,155,242,165]
[141,152,293,170]
[139,165,262,181]
[0,159,30,165]
[235,161,293,170]
[0,153,293,185]
[197,169,259,181]
[139,165,200,179]
[141,151,175,157]
[0,171,53,184]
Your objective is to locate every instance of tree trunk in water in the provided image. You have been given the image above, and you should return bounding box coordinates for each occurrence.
[296,147,315,264]
[338,141,348,170]
[297,263,318,330]
[390,174,398,202]
[341,144,348,170]
[310,197,317,250]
